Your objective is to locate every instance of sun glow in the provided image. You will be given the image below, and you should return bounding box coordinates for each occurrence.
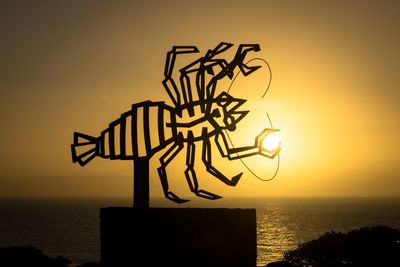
[261,132,281,152]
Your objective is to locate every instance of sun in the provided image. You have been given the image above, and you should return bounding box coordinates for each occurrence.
[261,132,281,152]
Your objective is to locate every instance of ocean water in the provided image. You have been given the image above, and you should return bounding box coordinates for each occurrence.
[0,197,400,267]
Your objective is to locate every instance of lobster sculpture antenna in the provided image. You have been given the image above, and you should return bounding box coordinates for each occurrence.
[71,42,281,208]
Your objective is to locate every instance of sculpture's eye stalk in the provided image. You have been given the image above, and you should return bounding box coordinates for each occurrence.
[212,108,221,118]
[224,116,236,131]
[206,66,214,75]
[215,92,249,131]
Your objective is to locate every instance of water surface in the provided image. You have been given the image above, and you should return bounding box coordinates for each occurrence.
[0,197,399,266]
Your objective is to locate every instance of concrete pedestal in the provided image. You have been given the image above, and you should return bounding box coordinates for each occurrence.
[100,207,256,267]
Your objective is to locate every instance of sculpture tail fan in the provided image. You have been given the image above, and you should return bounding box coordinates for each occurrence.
[71,132,98,166]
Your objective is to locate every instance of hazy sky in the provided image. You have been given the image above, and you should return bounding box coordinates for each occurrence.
[0,0,399,199]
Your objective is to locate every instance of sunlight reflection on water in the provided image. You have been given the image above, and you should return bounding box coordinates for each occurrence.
[257,202,298,266]
[253,197,400,266]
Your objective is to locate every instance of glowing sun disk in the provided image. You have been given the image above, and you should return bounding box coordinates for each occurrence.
[261,133,281,151]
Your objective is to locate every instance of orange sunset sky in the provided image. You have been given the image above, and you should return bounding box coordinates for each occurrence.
[0,0,399,200]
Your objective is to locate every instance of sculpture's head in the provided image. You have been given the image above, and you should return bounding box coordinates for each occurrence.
[211,92,249,131]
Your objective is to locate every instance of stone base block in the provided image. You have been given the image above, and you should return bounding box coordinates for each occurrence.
[100,207,256,267]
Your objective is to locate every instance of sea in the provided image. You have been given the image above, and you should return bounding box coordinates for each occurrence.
[0,197,399,267]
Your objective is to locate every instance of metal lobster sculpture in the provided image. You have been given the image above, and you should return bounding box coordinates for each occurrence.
[71,42,280,206]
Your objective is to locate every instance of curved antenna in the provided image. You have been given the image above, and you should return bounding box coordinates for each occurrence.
[227,57,272,98]
[225,58,280,181]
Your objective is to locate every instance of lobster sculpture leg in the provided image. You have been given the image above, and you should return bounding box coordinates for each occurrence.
[71,42,280,206]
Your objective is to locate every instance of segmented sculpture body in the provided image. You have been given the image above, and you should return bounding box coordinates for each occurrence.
[72,42,280,203]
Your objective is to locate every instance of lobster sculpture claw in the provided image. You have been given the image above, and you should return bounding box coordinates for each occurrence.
[72,42,280,204]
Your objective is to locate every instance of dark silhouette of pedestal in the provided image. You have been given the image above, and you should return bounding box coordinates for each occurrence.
[133,158,149,208]
[100,208,256,267]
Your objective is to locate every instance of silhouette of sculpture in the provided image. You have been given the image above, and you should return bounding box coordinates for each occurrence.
[71,42,280,207]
